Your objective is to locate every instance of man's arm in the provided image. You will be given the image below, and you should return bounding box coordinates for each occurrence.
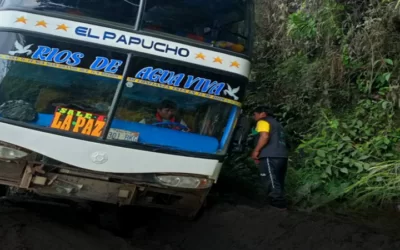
[254,132,269,152]
[251,120,270,160]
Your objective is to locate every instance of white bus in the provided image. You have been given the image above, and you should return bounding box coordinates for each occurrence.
[0,0,254,218]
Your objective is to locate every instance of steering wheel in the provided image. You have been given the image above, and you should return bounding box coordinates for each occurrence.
[151,121,190,132]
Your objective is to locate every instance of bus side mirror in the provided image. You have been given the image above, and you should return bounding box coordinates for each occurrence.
[229,114,251,153]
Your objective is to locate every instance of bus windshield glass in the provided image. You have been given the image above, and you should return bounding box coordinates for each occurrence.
[0,32,238,155]
[0,0,140,27]
[142,0,251,55]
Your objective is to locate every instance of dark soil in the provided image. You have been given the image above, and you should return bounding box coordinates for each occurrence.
[130,204,400,250]
[0,200,400,250]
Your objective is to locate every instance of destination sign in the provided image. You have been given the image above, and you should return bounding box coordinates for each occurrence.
[50,107,107,137]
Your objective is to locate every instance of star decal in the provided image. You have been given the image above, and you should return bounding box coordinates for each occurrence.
[230,61,240,68]
[15,16,27,24]
[213,56,223,64]
[35,20,48,28]
[56,24,69,31]
[195,52,206,60]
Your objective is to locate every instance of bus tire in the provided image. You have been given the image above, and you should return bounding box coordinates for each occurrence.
[187,198,207,221]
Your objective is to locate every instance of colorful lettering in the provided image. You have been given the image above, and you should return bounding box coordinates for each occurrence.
[50,112,62,128]
[31,46,84,67]
[81,119,94,135]
[74,26,190,58]
[72,116,86,132]
[89,57,123,74]
[31,45,122,73]
[60,115,72,130]
[91,121,105,137]
[134,67,226,97]
[50,107,107,137]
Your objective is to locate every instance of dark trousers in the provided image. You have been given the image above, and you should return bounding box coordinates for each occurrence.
[258,157,288,209]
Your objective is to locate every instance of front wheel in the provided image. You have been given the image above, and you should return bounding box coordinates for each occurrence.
[186,198,207,221]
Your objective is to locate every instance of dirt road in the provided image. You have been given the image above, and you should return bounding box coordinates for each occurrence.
[0,204,134,250]
[0,201,400,250]
[132,204,400,250]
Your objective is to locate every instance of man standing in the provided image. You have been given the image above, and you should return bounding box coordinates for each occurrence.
[251,106,288,210]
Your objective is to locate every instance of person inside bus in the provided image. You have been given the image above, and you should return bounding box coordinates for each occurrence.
[139,100,190,131]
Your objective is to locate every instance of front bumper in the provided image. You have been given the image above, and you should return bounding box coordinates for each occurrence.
[0,158,210,216]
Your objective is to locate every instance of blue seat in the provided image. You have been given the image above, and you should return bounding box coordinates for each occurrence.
[32,113,219,154]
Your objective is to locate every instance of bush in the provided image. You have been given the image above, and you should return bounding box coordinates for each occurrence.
[290,99,400,210]
[226,0,400,212]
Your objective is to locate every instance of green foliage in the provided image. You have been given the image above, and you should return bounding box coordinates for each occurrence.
[291,99,400,209]
[344,160,400,208]
[236,0,400,212]
[287,11,317,40]
[286,0,344,54]
[356,58,394,94]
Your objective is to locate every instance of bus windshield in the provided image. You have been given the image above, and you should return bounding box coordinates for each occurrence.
[1,0,252,55]
[0,32,240,155]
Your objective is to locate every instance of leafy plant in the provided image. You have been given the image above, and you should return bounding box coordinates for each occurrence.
[291,99,400,209]
[344,160,400,208]
[240,0,400,213]
[287,11,317,40]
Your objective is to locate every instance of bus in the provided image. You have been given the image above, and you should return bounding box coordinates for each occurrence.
[0,0,254,218]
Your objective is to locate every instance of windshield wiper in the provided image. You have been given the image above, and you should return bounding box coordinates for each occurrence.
[124,0,139,7]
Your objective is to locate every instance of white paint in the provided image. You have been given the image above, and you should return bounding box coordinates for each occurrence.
[0,10,251,78]
[212,162,223,183]
[0,122,222,179]
[223,84,240,101]
[8,40,34,56]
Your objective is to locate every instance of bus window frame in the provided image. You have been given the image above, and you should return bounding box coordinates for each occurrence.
[0,1,253,60]
[0,0,145,32]
[134,0,146,30]
[137,0,254,57]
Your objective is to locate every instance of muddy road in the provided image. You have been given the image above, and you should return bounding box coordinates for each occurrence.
[0,200,400,250]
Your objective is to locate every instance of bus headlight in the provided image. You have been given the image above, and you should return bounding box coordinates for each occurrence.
[155,175,213,189]
[0,145,28,160]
